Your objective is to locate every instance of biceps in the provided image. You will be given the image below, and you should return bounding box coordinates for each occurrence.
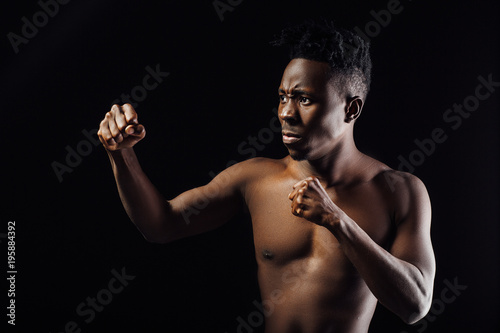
[168,180,243,236]
[390,174,435,280]
[390,219,435,282]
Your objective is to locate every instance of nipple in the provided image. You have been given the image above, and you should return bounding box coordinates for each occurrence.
[262,249,274,260]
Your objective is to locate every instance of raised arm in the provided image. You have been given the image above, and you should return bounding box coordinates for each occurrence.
[98,104,245,243]
[288,172,436,324]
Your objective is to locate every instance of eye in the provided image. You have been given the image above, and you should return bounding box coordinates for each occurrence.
[300,97,311,105]
[279,95,288,103]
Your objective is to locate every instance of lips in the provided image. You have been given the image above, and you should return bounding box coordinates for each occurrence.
[282,131,302,144]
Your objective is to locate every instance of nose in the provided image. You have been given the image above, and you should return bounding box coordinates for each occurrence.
[279,101,300,125]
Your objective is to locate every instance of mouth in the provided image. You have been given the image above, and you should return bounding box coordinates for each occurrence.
[282,131,302,144]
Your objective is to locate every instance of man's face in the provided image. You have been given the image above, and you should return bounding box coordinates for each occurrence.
[278,58,348,161]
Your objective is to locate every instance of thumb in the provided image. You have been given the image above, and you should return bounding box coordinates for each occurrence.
[125,124,145,136]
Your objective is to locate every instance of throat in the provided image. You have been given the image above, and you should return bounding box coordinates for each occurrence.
[293,149,365,187]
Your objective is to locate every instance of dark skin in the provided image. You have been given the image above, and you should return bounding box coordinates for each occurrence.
[98,58,435,333]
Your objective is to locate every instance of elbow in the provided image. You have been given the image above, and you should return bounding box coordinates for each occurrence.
[135,219,180,244]
[403,310,426,325]
[401,293,432,325]
[401,269,435,325]
[134,211,187,244]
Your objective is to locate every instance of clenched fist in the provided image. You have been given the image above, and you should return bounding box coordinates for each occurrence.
[288,177,347,228]
[98,104,146,151]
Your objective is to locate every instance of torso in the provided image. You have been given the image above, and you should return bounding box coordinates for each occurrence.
[242,156,397,333]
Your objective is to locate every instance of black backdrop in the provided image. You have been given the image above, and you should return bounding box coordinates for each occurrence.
[2,1,499,332]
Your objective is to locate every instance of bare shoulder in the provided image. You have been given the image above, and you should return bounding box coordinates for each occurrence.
[224,156,287,180]
[372,167,431,226]
[212,156,287,190]
[374,168,427,195]
[357,154,430,224]
[356,153,424,192]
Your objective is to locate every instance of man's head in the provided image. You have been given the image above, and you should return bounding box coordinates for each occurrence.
[272,19,372,100]
[273,20,372,161]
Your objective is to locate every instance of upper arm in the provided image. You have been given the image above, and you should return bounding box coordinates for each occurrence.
[164,160,251,242]
[389,172,436,289]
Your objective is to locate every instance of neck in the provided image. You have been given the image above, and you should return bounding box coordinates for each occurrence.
[290,135,364,187]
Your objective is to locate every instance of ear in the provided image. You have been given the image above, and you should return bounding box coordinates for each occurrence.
[344,96,363,123]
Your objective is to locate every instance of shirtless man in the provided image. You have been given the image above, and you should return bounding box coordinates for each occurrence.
[98,20,435,332]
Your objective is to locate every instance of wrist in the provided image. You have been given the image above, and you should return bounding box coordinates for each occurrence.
[323,212,346,238]
[106,148,138,169]
[107,147,135,159]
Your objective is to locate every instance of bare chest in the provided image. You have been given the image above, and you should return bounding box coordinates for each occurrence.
[245,176,394,265]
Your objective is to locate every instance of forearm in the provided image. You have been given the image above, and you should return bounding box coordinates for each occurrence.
[327,217,431,324]
[107,148,173,243]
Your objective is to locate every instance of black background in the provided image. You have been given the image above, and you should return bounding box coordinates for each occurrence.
[1,0,499,332]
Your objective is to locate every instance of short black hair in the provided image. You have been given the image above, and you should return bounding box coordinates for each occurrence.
[272,19,372,99]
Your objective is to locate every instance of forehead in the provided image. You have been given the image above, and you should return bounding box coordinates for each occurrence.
[280,58,332,92]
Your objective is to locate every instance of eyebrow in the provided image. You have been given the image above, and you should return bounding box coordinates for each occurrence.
[278,88,314,96]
